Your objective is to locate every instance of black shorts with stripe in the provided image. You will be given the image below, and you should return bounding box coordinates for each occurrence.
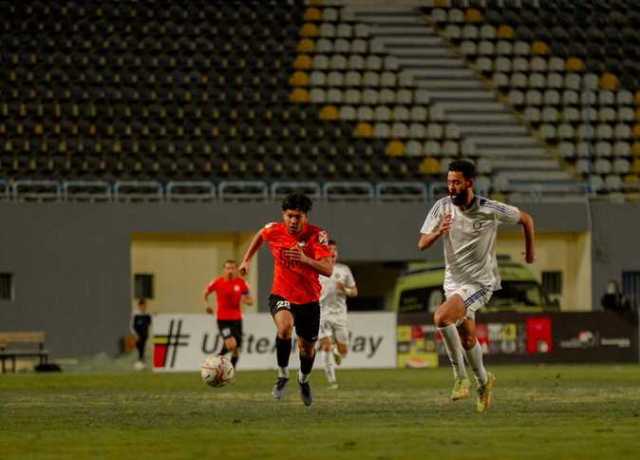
[217,319,243,348]
[269,294,320,342]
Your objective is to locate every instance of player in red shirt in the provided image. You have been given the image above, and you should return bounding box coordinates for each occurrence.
[203,260,253,369]
[239,193,333,406]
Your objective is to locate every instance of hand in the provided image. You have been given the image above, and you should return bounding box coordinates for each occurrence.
[523,251,535,264]
[205,307,214,315]
[239,260,250,276]
[336,281,346,294]
[283,246,309,264]
[437,214,453,236]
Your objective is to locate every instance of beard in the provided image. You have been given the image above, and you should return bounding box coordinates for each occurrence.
[449,188,469,206]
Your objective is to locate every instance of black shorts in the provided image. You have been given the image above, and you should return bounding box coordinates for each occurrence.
[269,294,320,342]
[217,320,243,348]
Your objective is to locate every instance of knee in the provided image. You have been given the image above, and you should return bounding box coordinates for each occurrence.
[277,325,293,340]
[433,310,451,328]
[337,343,348,356]
[460,335,476,350]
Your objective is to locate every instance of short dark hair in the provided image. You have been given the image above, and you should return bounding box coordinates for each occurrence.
[328,239,337,246]
[282,193,312,213]
[137,298,147,306]
[448,159,477,179]
[224,260,237,266]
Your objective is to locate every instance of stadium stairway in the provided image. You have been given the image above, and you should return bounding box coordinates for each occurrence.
[351,5,584,200]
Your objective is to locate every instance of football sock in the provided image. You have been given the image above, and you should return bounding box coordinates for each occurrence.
[438,325,468,380]
[276,337,292,377]
[231,355,239,369]
[321,350,336,383]
[298,350,315,384]
[465,341,488,385]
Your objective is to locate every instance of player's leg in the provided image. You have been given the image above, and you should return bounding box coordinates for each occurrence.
[433,293,470,400]
[229,321,242,369]
[270,296,294,399]
[458,291,496,412]
[333,321,349,365]
[293,302,321,406]
[216,320,230,356]
[318,331,336,385]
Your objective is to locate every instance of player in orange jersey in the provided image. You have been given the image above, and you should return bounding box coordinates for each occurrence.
[239,193,333,406]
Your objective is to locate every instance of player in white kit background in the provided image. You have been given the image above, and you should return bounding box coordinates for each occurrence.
[418,160,535,412]
[318,240,358,389]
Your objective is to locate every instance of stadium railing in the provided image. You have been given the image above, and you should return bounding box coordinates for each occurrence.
[376,182,427,202]
[219,181,269,203]
[166,181,216,203]
[63,181,112,203]
[114,181,163,203]
[0,179,601,204]
[271,181,322,202]
[323,181,375,202]
[12,180,61,203]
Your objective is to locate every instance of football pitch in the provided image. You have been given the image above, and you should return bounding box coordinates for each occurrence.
[1,365,639,460]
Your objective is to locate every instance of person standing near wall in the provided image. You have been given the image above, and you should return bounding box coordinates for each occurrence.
[203,260,253,369]
[131,298,152,370]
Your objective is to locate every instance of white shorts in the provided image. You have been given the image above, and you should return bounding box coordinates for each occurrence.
[318,315,349,344]
[445,283,493,324]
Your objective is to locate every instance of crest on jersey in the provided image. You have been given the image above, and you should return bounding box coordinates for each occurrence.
[298,241,306,248]
[318,231,329,245]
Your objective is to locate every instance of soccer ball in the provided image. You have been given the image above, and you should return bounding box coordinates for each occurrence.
[200,355,234,387]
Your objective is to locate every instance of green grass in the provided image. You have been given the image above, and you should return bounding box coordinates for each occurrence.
[1,365,640,459]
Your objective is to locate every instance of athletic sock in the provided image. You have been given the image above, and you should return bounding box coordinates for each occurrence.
[320,350,336,383]
[231,355,239,369]
[298,350,316,384]
[438,325,468,380]
[276,337,292,378]
[465,341,488,385]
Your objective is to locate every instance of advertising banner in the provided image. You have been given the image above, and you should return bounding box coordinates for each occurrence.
[153,312,397,371]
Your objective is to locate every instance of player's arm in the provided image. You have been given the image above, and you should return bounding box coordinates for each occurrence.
[337,282,358,297]
[203,281,217,314]
[239,231,264,276]
[519,211,535,263]
[418,215,452,251]
[241,294,254,306]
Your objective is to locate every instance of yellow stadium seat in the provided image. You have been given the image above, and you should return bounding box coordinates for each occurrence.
[354,122,373,138]
[632,142,640,157]
[419,157,440,175]
[634,124,640,139]
[565,57,585,72]
[319,105,338,121]
[297,39,315,53]
[385,140,405,157]
[304,8,322,21]
[600,72,620,91]
[434,0,449,6]
[289,71,310,86]
[632,159,640,174]
[289,88,310,103]
[300,23,319,38]
[496,25,514,39]
[624,174,639,185]
[293,55,312,70]
[308,0,324,5]
[465,8,483,23]
[531,41,550,55]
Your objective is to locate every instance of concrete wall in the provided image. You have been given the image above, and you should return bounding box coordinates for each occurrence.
[0,200,595,357]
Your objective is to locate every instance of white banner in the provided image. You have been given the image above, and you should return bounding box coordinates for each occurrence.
[152,312,396,371]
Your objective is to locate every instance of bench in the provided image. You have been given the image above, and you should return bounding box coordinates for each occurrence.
[0,332,49,373]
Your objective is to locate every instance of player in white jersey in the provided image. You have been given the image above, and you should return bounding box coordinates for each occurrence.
[418,160,535,412]
[318,240,358,389]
